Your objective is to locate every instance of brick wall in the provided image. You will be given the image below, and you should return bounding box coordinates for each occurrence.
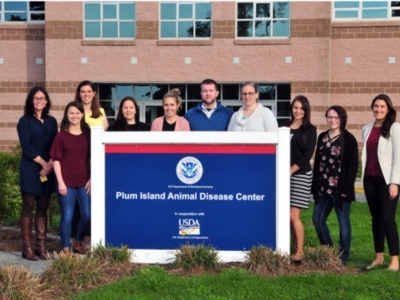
[0,25,44,40]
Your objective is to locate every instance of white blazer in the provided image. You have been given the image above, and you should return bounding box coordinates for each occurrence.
[361,121,400,185]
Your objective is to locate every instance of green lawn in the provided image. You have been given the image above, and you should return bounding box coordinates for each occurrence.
[72,201,400,300]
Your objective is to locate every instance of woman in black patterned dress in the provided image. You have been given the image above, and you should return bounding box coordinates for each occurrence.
[312,105,358,265]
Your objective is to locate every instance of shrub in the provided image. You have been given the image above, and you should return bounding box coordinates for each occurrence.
[0,150,22,223]
[43,252,103,290]
[173,243,220,270]
[0,145,60,226]
[245,245,291,276]
[304,245,343,269]
[91,243,132,265]
[0,265,51,300]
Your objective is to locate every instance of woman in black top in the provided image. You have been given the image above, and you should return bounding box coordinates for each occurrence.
[107,96,150,131]
[283,95,317,262]
[312,106,358,265]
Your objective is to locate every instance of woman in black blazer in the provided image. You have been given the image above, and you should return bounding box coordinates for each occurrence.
[312,106,358,265]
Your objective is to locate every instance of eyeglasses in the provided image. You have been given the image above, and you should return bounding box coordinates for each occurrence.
[33,97,47,101]
[241,92,256,97]
[326,116,340,120]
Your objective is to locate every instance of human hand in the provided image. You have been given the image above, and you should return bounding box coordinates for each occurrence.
[389,184,398,200]
[58,182,67,196]
[41,161,53,174]
[85,179,91,195]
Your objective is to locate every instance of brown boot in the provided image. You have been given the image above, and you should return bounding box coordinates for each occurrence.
[20,218,39,261]
[34,217,49,260]
[73,241,87,254]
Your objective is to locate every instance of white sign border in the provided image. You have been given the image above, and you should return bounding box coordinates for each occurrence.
[91,129,291,263]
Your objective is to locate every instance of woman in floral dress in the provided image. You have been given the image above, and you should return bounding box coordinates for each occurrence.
[312,105,358,265]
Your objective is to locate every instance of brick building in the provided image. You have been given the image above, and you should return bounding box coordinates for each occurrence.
[0,1,399,151]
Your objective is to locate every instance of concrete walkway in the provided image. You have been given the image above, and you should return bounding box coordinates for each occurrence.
[0,227,59,275]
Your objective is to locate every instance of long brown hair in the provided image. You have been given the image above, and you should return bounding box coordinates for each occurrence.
[371,94,396,139]
[288,95,313,145]
[74,80,102,118]
[60,101,90,133]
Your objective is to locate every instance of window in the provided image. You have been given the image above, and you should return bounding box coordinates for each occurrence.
[84,1,135,39]
[160,2,211,38]
[333,1,400,20]
[0,1,44,22]
[96,83,291,125]
[236,2,290,38]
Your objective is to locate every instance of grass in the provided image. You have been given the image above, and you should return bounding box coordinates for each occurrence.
[70,200,400,299]
[72,267,400,300]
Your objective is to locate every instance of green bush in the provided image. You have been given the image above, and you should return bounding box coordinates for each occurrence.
[0,149,22,223]
[173,243,220,270]
[0,146,61,226]
[44,252,102,289]
[91,243,132,265]
[304,245,343,269]
[245,245,291,275]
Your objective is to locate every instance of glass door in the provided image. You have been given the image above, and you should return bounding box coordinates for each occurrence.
[138,101,163,125]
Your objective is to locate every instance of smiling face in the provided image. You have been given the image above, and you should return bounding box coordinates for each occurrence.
[372,99,389,123]
[241,84,259,108]
[79,85,96,105]
[326,109,341,130]
[163,97,178,118]
[200,83,219,108]
[121,100,136,122]
[292,100,305,121]
[32,91,47,114]
[67,105,84,126]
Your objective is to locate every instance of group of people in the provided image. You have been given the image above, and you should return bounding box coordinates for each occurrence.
[17,80,103,258]
[16,78,400,272]
[287,93,399,272]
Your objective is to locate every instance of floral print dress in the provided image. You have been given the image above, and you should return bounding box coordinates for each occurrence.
[316,132,342,197]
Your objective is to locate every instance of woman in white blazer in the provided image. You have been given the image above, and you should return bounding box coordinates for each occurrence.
[362,94,400,271]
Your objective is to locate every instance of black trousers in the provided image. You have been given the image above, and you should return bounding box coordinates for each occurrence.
[364,175,399,256]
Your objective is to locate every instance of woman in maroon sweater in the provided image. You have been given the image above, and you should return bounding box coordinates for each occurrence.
[50,102,91,254]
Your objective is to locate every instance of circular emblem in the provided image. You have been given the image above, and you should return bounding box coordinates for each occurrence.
[176,156,203,185]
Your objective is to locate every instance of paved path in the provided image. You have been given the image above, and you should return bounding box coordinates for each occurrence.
[0,227,59,275]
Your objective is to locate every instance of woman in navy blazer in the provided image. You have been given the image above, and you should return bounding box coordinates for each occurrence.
[362,94,400,271]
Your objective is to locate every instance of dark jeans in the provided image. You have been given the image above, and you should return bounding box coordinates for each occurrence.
[364,175,399,256]
[312,195,352,264]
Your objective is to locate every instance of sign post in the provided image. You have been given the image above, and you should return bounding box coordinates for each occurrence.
[91,129,290,263]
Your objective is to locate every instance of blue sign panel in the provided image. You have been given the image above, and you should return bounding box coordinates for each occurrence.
[105,144,276,251]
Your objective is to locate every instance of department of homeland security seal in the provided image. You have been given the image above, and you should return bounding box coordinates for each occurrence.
[176,156,203,184]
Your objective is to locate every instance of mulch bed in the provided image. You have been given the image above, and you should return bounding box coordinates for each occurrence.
[0,225,61,252]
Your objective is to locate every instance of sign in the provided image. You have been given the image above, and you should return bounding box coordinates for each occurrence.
[105,144,276,251]
[91,131,290,263]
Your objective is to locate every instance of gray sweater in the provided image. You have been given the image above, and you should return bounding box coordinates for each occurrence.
[228,103,278,132]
